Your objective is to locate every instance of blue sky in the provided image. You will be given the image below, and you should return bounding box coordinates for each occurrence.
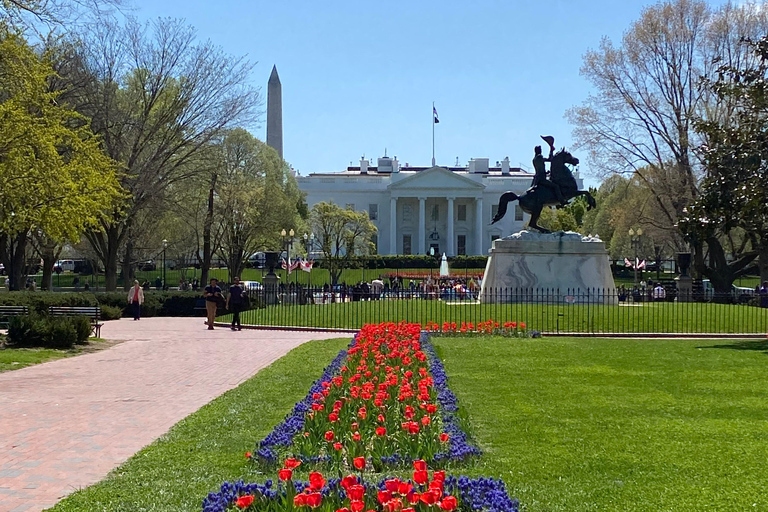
[129,0,728,186]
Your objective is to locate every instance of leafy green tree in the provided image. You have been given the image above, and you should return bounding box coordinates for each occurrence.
[681,36,768,289]
[0,30,123,290]
[310,202,377,285]
[61,17,260,290]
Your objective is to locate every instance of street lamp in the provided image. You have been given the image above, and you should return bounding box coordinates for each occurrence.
[162,239,168,291]
[281,228,296,284]
[628,228,643,289]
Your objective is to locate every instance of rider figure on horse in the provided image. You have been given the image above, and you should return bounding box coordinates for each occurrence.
[531,143,566,207]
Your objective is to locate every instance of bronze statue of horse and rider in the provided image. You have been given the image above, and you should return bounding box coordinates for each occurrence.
[491,136,595,232]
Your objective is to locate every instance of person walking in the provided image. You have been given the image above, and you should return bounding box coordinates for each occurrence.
[760,281,768,309]
[203,278,222,329]
[226,276,244,331]
[128,280,144,320]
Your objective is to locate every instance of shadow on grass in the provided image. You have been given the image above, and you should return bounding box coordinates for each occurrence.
[698,339,768,353]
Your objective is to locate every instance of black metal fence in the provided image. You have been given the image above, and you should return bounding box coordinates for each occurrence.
[225,286,768,335]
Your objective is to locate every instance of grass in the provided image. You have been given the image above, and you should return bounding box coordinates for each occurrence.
[230,298,768,334]
[0,338,109,372]
[436,335,768,511]
[48,334,768,511]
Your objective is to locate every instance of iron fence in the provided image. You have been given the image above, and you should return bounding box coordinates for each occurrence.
[228,286,768,335]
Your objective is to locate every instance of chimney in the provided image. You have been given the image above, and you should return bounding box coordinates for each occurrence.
[360,157,369,174]
[392,156,399,172]
[501,157,510,174]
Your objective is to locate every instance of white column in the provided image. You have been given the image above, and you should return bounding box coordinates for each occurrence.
[446,197,455,256]
[418,197,426,255]
[475,197,484,254]
[389,197,398,255]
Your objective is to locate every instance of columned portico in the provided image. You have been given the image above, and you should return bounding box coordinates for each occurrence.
[446,197,455,256]
[418,197,426,255]
[389,197,397,255]
[475,197,484,254]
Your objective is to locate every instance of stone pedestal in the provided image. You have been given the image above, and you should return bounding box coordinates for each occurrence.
[675,275,693,302]
[479,230,616,303]
[263,272,279,306]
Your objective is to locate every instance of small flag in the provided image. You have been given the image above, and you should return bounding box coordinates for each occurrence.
[624,257,633,268]
[300,259,314,273]
[637,259,646,270]
[433,106,439,124]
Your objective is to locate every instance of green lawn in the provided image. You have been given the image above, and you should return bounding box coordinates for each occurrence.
[232,298,768,334]
[48,335,768,511]
[0,339,110,372]
[0,346,73,372]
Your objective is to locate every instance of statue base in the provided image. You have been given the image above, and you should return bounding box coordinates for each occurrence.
[479,230,616,304]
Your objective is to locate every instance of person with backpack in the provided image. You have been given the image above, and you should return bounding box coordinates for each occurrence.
[226,276,245,331]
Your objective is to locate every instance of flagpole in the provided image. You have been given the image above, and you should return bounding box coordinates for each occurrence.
[431,102,436,167]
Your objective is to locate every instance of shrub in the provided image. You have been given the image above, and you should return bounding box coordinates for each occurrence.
[7,314,90,349]
[99,305,123,320]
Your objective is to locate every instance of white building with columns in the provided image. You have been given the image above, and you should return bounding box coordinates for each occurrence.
[297,155,582,256]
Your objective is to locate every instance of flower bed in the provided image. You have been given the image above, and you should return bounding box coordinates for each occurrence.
[255,322,480,470]
[426,320,539,338]
[203,460,518,512]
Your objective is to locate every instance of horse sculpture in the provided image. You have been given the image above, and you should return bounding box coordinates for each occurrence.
[491,148,596,232]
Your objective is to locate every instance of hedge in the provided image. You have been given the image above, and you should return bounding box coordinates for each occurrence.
[0,291,216,318]
[7,314,91,349]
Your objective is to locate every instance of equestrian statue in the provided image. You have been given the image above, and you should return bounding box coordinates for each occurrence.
[491,135,596,233]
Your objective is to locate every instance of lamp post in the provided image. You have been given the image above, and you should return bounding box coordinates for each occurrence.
[162,239,168,291]
[628,228,642,289]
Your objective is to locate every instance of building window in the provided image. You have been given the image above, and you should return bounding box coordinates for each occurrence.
[346,203,355,211]
[403,204,412,222]
[457,204,467,221]
[491,204,499,223]
[402,234,412,255]
[457,235,466,255]
[369,203,378,221]
[514,205,523,221]
[431,204,439,221]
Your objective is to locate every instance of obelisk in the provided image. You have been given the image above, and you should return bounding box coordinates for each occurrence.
[267,65,283,158]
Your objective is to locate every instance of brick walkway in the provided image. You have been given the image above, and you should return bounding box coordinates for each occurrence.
[0,318,343,512]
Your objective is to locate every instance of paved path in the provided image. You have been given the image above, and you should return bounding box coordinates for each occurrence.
[0,318,344,512]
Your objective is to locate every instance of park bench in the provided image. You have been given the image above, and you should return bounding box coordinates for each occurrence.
[48,306,103,337]
[0,305,29,329]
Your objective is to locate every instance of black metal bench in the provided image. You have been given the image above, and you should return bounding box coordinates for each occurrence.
[0,306,29,329]
[48,306,103,337]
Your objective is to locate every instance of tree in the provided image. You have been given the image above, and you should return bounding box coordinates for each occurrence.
[0,0,124,30]
[63,17,260,290]
[310,202,377,286]
[0,30,123,290]
[215,130,302,280]
[680,35,768,288]
[569,0,768,278]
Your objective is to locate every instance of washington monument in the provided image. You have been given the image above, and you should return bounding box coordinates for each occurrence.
[267,65,283,158]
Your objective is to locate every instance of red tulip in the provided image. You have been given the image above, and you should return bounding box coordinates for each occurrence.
[353,457,366,470]
[384,478,400,493]
[244,452,251,459]
[439,432,450,442]
[352,432,361,442]
[294,494,307,506]
[324,431,335,441]
[407,491,420,505]
[235,495,254,509]
[440,495,458,511]
[333,442,343,451]
[376,426,387,436]
[413,469,428,485]
[309,472,326,491]
[350,501,365,512]
[398,481,413,495]
[284,458,302,469]
[433,470,446,483]
[421,415,431,426]
[420,491,438,506]
[329,412,339,422]
[306,492,323,508]
[348,484,366,501]
[278,468,292,481]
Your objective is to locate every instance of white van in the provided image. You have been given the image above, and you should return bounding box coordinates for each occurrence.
[54,260,75,272]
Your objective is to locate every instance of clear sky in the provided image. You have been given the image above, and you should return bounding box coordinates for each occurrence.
[128,0,728,186]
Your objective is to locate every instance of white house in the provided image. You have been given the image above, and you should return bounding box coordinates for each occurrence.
[297,155,582,256]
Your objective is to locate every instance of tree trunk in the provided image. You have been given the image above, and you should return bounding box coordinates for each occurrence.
[122,236,134,291]
[202,173,217,285]
[4,232,28,291]
[102,226,121,291]
[759,239,768,285]
[41,254,55,291]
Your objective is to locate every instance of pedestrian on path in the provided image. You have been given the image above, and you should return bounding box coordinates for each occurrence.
[128,280,144,320]
[226,276,244,331]
[204,278,222,330]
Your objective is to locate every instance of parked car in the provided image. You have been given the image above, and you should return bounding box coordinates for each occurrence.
[138,260,156,271]
[247,252,267,268]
